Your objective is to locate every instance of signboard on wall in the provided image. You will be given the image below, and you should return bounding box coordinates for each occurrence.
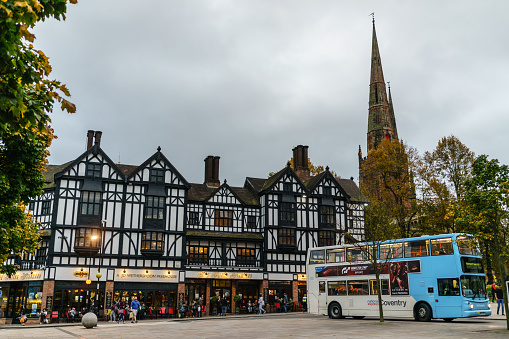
[0,270,43,281]
[114,269,179,283]
[46,296,53,311]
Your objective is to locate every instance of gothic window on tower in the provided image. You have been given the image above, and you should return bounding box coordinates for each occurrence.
[86,163,102,179]
[214,210,233,227]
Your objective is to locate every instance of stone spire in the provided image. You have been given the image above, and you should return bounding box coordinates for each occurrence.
[387,83,398,140]
[367,20,396,152]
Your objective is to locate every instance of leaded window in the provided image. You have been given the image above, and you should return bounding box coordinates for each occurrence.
[141,232,165,251]
[86,163,102,178]
[188,211,200,226]
[237,248,256,266]
[323,186,332,196]
[80,191,101,216]
[189,246,208,265]
[283,182,292,193]
[145,196,165,220]
[150,168,165,184]
[318,230,335,247]
[214,210,233,227]
[74,227,101,252]
[279,202,296,226]
[278,227,296,246]
[319,205,335,228]
[41,200,51,215]
[247,216,256,229]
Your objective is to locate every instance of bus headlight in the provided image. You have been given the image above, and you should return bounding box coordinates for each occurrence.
[470,304,474,309]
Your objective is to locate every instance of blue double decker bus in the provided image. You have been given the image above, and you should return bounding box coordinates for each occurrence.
[306,233,491,321]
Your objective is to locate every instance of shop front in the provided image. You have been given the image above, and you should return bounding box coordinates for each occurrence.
[112,268,179,317]
[0,270,44,324]
[186,270,264,316]
[53,280,105,317]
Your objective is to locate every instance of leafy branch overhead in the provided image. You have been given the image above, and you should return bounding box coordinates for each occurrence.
[0,0,77,275]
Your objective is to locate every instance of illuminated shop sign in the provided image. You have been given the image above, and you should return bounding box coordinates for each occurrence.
[196,272,252,279]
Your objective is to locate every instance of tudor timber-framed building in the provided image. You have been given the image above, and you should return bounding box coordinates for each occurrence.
[0,131,365,321]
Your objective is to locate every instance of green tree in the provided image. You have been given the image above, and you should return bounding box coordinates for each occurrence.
[0,0,76,275]
[416,136,474,235]
[456,155,509,329]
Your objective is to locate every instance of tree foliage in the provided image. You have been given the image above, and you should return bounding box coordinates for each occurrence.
[0,0,76,275]
[416,136,474,234]
[361,139,418,238]
[456,155,509,328]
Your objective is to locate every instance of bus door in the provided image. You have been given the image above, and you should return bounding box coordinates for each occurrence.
[434,278,461,318]
[317,281,327,314]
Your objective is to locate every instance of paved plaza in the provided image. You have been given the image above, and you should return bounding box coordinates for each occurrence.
[1,311,508,339]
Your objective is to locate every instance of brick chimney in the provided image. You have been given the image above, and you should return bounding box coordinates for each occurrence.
[87,130,94,150]
[292,145,310,182]
[94,131,102,148]
[204,156,220,187]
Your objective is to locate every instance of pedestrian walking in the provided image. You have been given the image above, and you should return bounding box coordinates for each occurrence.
[495,285,505,315]
[130,296,141,323]
[258,294,265,314]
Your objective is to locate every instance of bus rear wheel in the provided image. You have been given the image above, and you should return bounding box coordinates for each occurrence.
[414,303,432,322]
[328,302,343,319]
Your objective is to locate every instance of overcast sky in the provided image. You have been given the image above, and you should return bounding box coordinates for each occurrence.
[34,1,509,187]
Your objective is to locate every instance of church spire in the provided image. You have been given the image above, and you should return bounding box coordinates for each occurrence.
[387,83,398,140]
[367,20,397,152]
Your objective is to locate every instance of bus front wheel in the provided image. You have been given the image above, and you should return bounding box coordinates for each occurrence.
[414,302,432,322]
[328,302,343,319]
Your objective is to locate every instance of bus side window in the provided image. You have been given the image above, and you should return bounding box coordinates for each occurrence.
[319,281,326,294]
[437,278,460,296]
[431,238,453,256]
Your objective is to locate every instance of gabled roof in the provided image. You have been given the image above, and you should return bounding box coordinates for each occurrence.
[337,178,367,203]
[43,162,72,188]
[303,171,327,191]
[126,148,190,188]
[116,164,138,176]
[188,182,260,206]
[255,164,308,194]
[244,177,267,193]
[54,144,126,180]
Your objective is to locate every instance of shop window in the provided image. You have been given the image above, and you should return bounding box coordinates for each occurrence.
[150,168,165,184]
[278,227,296,248]
[189,246,208,265]
[237,248,256,266]
[74,227,101,254]
[279,202,296,226]
[141,231,164,255]
[86,162,102,178]
[145,196,165,220]
[319,205,335,228]
[214,210,232,227]
[80,191,102,216]
[246,216,256,229]
[41,200,51,215]
[188,211,200,226]
[318,230,335,247]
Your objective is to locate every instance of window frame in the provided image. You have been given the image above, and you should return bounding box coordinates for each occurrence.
[144,196,165,220]
[188,211,200,226]
[237,248,256,266]
[318,230,335,247]
[149,168,165,184]
[214,209,233,227]
[278,227,296,247]
[246,215,257,230]
[279,202,296,226]
[74,227,101,253]
[86,162,102,179]
[404,240,429,258]
[80,191,102,216]
[189,246,208,265]
[41,200,51,215]
[319,205,335,228]
[141,231,165,252]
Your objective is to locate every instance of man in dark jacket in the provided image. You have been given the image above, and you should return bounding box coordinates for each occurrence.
[220,296,228,316]
[495,286,505,315]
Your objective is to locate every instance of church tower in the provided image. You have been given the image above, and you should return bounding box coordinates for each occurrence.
[359,19,399,183]
[366,19,398,152]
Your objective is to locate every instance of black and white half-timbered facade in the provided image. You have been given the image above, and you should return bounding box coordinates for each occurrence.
[0,132,365,322]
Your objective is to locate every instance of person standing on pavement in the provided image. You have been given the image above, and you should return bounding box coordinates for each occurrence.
[258,294,265,314]
[197,296,203,318]
[220,296,228,316]
[495,285,505,315]
[283,293,288,313]
[130,296,140,323]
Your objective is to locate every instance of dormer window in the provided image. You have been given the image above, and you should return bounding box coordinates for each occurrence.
[283,182,292,193]
[323,186,332,196]
[150,168,165,184]
[214,210,233,227]
[86,163,102,178]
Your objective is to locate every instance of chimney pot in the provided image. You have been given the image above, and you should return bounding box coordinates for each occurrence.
[204,156,220,187]
[94,131,102,148]
[87,130,94,150]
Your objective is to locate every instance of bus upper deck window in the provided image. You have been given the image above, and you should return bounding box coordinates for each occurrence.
[310,250,325,264]
[347,247,365,262]
[431,238,453,256]
[380,243,403,259]
[457,237,481,256]
[327,249,345,263]
[404,240,429,258]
